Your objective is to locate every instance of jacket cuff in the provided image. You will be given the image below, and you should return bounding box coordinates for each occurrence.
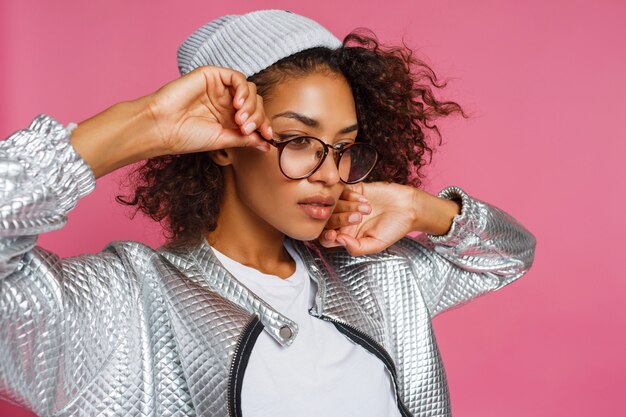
[425,185,479,246]
[2,114,96,210]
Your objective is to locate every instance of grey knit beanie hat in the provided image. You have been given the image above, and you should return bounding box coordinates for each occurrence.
[177,9,343,78]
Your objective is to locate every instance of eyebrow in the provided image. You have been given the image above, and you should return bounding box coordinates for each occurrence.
[272,111,358,134]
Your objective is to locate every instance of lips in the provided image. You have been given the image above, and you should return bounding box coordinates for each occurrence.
[298,194,335,220]
[298,194,336,206]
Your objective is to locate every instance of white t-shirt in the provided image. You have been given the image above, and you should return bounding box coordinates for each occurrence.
[211,239,403,417]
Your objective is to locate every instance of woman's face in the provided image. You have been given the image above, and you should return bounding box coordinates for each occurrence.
[219,70,359,241]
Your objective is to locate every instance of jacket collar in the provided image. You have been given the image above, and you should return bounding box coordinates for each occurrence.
[157,236,329,348]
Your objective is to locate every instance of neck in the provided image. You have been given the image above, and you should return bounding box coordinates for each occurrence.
[205,173,296,279]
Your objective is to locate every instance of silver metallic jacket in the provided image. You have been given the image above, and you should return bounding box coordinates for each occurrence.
[0,114,536,417]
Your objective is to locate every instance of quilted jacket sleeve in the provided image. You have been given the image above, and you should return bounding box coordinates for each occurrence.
[395,185,537,318]
[0,114,129,415]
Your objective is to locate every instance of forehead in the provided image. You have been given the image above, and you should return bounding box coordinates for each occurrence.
[264,72,356,124]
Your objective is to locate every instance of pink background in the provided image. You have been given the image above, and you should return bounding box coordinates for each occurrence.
[2,1,624,416]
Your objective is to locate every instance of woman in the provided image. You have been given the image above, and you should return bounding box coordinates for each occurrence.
[0,9,536,417]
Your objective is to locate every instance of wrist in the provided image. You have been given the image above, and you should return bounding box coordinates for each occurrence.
[411,188,461,235]
[121,94,168,159]
[70,95,160,179]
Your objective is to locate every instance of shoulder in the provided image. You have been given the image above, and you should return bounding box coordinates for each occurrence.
[101,239,162,268]
[103,239,157,255]
[46,239,160,278]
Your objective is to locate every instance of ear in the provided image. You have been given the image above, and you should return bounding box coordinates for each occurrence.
[207,149,233,167]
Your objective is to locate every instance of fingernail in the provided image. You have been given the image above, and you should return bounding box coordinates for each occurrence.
[337,237,346,246]
[358,204,370,213]
[255,143,269,152]
[267,126,273,137]
[349,213,360,223]
[358,195,368,203]
[238,97,245,106]
[240,112,248,122]
[244,121,256,134]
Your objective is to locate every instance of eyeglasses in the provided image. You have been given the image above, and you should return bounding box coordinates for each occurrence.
[254,130,380,184]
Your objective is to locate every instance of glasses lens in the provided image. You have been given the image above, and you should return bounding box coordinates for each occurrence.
[280,137,324,178]
[339,144,378,183]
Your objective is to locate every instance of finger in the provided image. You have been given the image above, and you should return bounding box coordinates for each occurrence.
[210,70,268,139]
[238,82,257,111]
[318,229,343,248]
[334,199,371,214]
[218,68,248,109]
[252,95,273,139]
[339,183,367,200]
[217,127,270,151]
[339,186,368,203]
[325,211,363,230]
[242,94,269,138]
[336,233,385,256]
[213,68,254,133]
[235,82,258,132]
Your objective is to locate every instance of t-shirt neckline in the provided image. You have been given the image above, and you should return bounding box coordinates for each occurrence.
[210,239,304,286]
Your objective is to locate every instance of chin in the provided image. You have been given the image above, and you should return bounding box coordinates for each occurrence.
[283,224,327,242]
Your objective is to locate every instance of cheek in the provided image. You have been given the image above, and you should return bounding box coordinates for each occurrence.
[232,148,280,179]
[232,149,292,208]
[229,149,339,239]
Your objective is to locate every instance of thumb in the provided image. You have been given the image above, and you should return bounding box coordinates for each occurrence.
[217,128,270,151]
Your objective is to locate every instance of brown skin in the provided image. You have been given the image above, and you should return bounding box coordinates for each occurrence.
[69,64,459,280]
[206,71,359,277]
[206,70,460,277]
[319,181,461,255]
[70,65,274,179]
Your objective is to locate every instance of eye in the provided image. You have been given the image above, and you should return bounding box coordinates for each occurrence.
[292,137,312,145]
[285,136,314,149]
[336,141,355,149]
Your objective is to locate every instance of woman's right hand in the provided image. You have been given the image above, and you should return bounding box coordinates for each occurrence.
[146,65,273,156]
[70,65,274,179]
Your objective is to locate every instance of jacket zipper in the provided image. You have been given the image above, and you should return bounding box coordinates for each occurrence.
[315,313,414,417]
[304,251,412,415]
[227,314,262,417]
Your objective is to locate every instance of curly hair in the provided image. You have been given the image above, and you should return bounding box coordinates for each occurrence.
[115,28,470,251]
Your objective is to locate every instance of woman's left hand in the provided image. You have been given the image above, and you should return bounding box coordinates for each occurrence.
[318,182,461,256]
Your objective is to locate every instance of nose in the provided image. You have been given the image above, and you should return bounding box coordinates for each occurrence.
[307,149,341,185]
